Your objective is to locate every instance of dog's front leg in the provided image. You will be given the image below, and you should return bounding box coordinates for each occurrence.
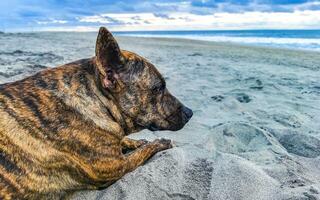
[89,139,172,186]
[120,137,148,150]
[123,138,172,172]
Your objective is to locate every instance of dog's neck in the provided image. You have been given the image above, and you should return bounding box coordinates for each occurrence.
[91,58,139,135]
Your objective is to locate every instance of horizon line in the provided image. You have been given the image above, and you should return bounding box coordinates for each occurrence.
[2,28,320,33]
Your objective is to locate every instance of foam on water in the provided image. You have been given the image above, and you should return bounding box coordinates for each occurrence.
[132,35,320,51]
[115,30,320,51]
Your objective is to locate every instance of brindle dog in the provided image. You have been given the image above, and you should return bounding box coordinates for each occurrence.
[0,27,193,199]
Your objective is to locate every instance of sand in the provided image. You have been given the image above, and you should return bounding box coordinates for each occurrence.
[0,33,319,199]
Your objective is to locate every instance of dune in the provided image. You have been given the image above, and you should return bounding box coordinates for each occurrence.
[0,33,319,199]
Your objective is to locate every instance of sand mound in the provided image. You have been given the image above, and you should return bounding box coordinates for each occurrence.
[278,134,320,158]
[205,122,285,154]
[72,145,282,200]
[72,122,320,200]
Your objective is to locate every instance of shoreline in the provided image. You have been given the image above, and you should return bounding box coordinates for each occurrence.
[1,30,320,53]
[116,35,320,53]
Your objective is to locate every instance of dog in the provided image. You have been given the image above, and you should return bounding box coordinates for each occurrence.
[0,27,193,199]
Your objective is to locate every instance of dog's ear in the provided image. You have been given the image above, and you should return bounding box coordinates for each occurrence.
[95,27,123,72]
[95,27,124,90]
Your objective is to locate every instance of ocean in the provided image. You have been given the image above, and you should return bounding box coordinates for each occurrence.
[1,30,320,52]
[114,29,320,51]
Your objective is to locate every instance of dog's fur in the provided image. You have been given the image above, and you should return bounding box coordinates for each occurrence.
[0,27,192,199]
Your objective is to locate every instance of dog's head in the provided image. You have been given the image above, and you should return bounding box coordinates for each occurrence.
[94,27,192,134]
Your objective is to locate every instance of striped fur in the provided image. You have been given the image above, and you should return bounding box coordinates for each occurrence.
[0,27,191,199]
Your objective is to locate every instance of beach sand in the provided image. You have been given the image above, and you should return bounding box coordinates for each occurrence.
[1,34,320,199]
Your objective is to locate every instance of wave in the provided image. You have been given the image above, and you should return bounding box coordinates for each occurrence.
[120,34,320,51]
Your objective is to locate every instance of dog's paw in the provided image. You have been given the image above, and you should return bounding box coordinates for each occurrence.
[136,139,149,148]
[153,138,173,151]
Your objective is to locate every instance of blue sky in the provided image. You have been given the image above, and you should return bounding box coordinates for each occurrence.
[0,0,320,31]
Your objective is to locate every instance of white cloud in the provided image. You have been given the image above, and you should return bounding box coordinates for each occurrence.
[74,10,320,31]
[293,1,320,11]
[78,15,115,23]
[36,19,68,25]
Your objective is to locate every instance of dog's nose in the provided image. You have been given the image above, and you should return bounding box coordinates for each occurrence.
[182,106,193,120]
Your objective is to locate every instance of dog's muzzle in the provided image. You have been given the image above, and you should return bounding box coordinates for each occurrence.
[148,106,193,131]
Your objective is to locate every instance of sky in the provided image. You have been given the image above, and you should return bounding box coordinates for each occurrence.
[0,0,320,32]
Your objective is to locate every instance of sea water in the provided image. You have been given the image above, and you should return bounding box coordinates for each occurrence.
[115,29,320,51]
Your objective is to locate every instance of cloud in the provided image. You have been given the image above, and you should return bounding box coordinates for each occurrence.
[189,0,316,13]
[0,0,319,31]
[293,1,320,10]
[36,19,68,25]
[72,10,320,31]
[153,13,176,20]
[191,0,252,7]
[265,0,309,5]
[78,15,123,25]
[191,0,309,8]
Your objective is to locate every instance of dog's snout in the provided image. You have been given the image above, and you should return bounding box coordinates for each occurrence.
[182,106,193,120]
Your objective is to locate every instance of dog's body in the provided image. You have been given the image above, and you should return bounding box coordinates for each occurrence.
[0,27,192,199]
